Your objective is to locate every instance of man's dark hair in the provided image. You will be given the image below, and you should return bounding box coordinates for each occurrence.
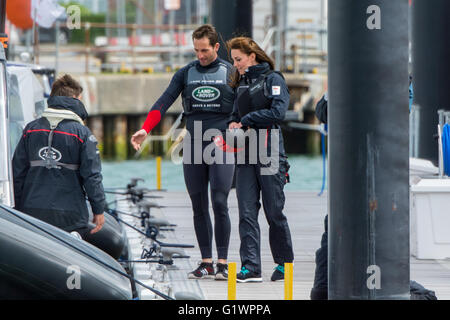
[192,24,219,47]
[50,74,83,97]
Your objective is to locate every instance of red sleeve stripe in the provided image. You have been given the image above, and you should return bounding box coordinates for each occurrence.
[142,110,162,133]
[25,129,84,143]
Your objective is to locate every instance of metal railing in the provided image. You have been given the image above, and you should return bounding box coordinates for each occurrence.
[437,109,450,178]
[10,22,202,75]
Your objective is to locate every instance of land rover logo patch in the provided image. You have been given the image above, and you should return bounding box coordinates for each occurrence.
[38,147,62,162]
[192,86,220,102]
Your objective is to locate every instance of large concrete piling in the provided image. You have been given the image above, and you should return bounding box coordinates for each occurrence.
[328,0,410,299]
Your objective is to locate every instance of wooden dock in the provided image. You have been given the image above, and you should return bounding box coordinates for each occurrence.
[152,190,450,300]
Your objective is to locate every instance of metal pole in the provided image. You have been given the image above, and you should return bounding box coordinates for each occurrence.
[274,0,282,70]
[131,24,136,73]
[0,0,7,59]
[197,0,202,24]
[55,20,60,76]
[0,0,5,33]
[85,23,91,74]
[156,156,162,190]
[136,0,143,37]
[169,9,175,69]
[32,7,40,65]
[155,0,160,46]
[106,0,111,39]
[0,0,14,206]
[412,0,450,164]
[328,0,410,300]
[117,0,126,38]
[178,24,183,66]
[281,0,288,71]
[414,105,420,158]
[438,109,445,178]
[284,263,293,300]
[227,262,236,300]
[319,0,325,53]
[186,0,192,25]
[211,0,252,61]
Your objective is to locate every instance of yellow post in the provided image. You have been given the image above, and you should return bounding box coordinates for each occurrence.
[284,263,293,300]
[228,262,237,300]
[156,156,162,190]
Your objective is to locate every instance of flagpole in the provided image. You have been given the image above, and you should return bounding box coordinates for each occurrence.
[0,0,8,59]
[32,0,66,66]
[0,0,6,34]
[55,19,60,76]
[32,6,38,64]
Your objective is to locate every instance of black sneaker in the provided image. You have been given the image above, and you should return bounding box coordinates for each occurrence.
[215,263,228,280]
[236,266,262,283]
[271,265,285,281]
[188,262,215,279]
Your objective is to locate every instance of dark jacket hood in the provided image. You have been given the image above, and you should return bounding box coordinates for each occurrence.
[245,62,271,79]
[47,96,88,120]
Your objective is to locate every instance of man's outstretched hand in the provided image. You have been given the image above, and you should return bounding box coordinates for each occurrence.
[131,129,148,151]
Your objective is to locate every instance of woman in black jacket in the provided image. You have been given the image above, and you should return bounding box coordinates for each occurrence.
[227,37,294,282]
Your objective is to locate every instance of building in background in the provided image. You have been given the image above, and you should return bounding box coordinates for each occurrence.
[253,0,327,72]
[59,0,108,14]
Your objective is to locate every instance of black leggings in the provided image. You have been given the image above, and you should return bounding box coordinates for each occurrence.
[183,140,235,260]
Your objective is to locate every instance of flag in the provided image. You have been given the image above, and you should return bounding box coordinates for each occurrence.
[164,0,180,10]
[31,0,66,28]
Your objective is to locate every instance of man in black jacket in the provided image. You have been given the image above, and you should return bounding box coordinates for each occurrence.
[12,74,105,238]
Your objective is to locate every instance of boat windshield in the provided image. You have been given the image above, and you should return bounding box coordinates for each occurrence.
[8,72,24,154]
[0,59,14,206]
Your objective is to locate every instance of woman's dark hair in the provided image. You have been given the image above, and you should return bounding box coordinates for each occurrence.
[192,24,219,47]
[227,37,275,88]
[50,74,83,97]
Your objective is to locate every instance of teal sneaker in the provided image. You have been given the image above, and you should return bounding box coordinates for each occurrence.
[271,265,285,281]
[236,266,262,283]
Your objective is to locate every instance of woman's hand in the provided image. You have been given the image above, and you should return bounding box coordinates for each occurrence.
[131,129,148,151]
[228,122,243,130]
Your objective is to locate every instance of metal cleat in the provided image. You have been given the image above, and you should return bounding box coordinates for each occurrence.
[127,178,144,189]
[160,247,188,265]
[148,217,172,228]
[137,199,160,211]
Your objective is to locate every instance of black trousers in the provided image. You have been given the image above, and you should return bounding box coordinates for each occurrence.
[311,214,328,300]
[183,140,235,260]
[235,159,294,274]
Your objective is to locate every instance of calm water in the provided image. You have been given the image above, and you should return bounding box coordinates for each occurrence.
[102,154,326,193]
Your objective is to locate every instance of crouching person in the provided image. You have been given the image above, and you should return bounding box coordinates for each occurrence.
[12,74,105,238]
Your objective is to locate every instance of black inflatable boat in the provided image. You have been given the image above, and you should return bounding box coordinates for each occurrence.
[0,204,133,299]
[84,210,127,260]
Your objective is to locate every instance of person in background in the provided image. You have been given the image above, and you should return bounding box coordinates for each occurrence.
[310,76,416,300]
[12,74,105,238]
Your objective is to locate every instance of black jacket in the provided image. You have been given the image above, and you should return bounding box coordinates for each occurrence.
[315,93,328,124]
[230,62,289,159]
[148,58,235,137]
[231,62,289,128]
[12,96,105,232]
